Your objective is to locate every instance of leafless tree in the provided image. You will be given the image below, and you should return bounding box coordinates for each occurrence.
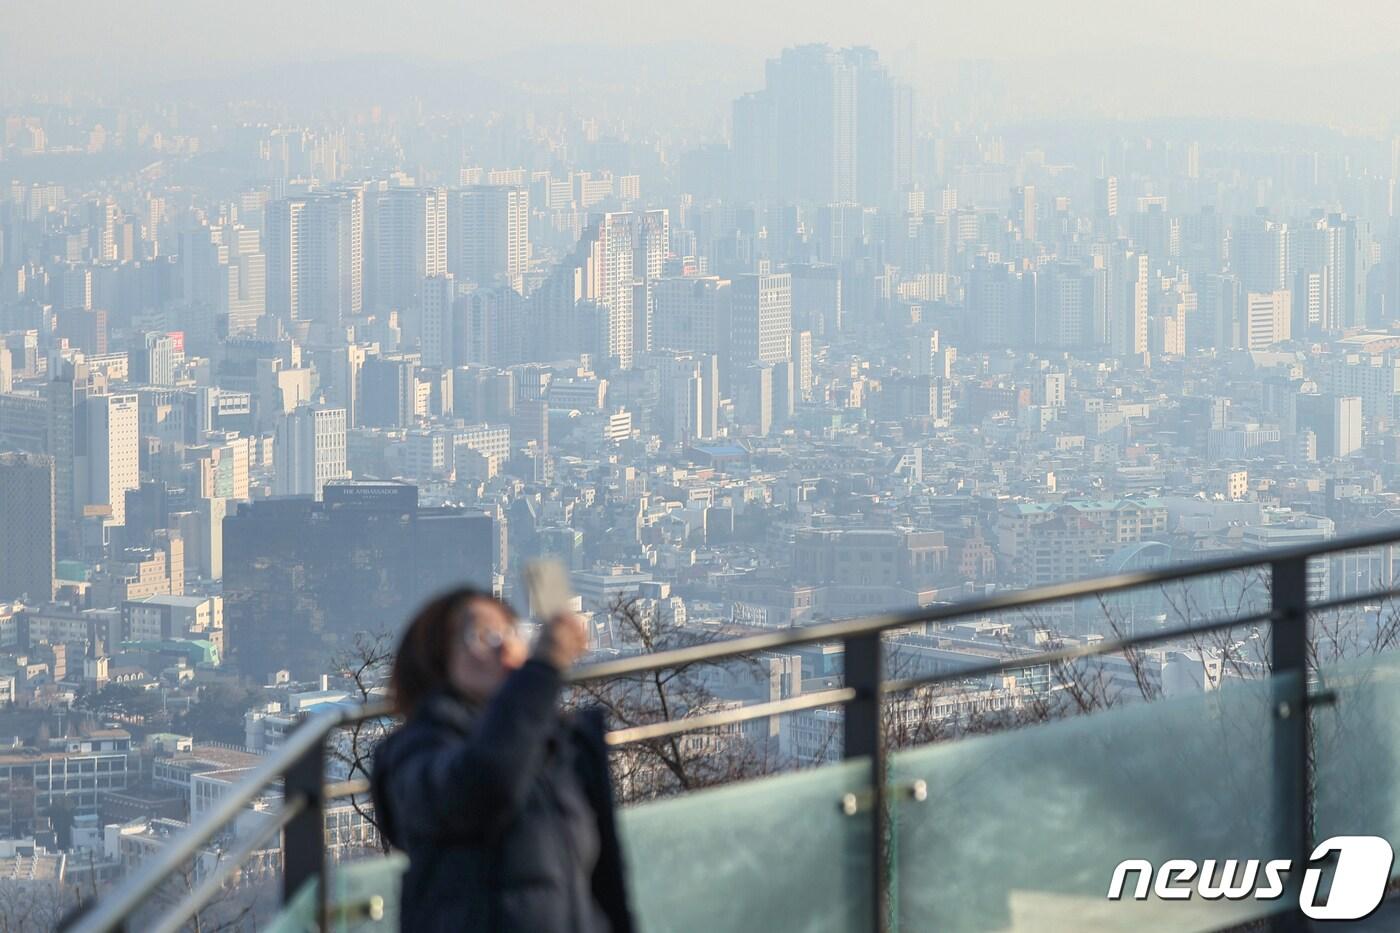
[0,880,76,932]
[569,595,780,804]
[328,628,396,852]
[127,841,276,933]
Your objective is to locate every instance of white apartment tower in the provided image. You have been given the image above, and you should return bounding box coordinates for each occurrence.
[366,186,448,324]
[730,272,793,366]
[266,189,363,326]
[274,406,349,500]
[448,185,529,292]
[1245,290,1293,349]
[79,393,139,527]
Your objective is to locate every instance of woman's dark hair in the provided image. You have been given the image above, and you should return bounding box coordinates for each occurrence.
[390,587,514,716]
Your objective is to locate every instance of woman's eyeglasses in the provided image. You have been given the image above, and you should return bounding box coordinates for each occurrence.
[464,626,512,654]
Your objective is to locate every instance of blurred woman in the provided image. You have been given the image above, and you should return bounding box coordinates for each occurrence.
[370,588,633,933]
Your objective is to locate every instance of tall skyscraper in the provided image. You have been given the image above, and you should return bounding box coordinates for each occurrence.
[736,363,775,436]
[1110,249,1150,360]
[1296,394,1363,459]
[420,274,458,369]
[45,357,85,554]
[1036,261,1093,349]
[181,223,267,338]
[360,356,417,428]
[458,286,527,367]
[306,344,368,429]
[790,263,843,335]
[365,186,448,325]
[1095,176,1119,221]
[222,224,267,335]
[796,330,814,402]
[733,45,913,205]
[535,210,669,370]
[1200,273,1244,350]
[274,405,348,500]
[1234,213,1291,294]
[1014,184,1037,243]
[657,352,720,444]
[970,259,1036,350]
[77,392,139,528]
[266,189,364,327]
[1298,212,1371,332]
[730,271,792,367]
[448,185,529,292]
[142,333,177,386]
[0,452,55,602]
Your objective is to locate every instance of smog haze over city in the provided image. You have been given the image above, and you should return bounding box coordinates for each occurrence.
[5,2,1400,930]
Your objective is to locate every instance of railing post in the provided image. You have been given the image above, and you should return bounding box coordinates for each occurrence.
[844,632,888,933]
[284,734,327,932]
[1271,556,1311,933]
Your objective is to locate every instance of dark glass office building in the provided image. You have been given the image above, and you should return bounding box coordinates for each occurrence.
[224,482,493,679]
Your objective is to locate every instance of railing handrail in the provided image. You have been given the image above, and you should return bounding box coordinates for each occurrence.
[572,524,1400,680]
[65,525,1400,933]
[62,702,392,933]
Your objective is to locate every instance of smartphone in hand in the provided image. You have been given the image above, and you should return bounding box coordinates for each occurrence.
[525,559,574,620]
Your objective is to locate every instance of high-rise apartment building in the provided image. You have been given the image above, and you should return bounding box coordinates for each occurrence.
[365,186,447,324]
[180,224,267,337]
[796,330,814,402]
[1097,174,1120,219]
[266,189,364,327]
[536,210,669,370]
[458,286,527,367]
[221,224,267,335]
[448,185,529,292]
[1111,249,1150,359]
[0,452,55,602]
[1200,273,1244,350]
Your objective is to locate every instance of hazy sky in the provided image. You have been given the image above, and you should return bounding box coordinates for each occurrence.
[3,0,1393,79]
[3,1,1398,131]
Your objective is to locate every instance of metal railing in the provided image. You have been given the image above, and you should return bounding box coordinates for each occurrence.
[63,527,1400,933]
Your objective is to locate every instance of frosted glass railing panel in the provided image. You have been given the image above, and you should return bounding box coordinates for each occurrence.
[620,757,874,933]
[267,854,407,933]
[1314,651,1400,859]
[890,673,1298,933]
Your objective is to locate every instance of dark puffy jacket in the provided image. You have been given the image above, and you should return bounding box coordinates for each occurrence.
[370,660,634,933]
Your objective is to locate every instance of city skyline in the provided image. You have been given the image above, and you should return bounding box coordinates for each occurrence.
[6,18,1400,929]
